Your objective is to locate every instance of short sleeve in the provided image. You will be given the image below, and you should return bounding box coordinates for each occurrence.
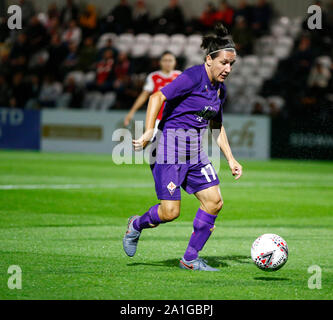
[143,73,154,93]
[160,72,197,101]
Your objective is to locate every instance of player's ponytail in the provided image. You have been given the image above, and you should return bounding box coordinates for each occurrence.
[201,23,236,59]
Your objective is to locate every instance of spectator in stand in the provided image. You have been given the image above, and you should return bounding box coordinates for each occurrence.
[62,19,82,47]
[214,1,234,29]
[9,72,31,109]
[45,3,61,36]
[58,75,85,109]
[25,74,41,109]
[93,49,114,93]
[289,35,314,81]
[108,0,133,34]
[199,3,217,32]
[47,33,69,80]
[78,36,97,72]
[251,0,272,36]
[158,0,185,34]
[0,17,9,42]
[9,33,29,73]
[0,1,5,18]
[19,0,36,26]
[98,38,118,61]
[25,15,49,54]
[232,15,254,55]
[0,73,10,107]
[60,0,79,25]
[38,74,63,107]
[308,61,332,105]
[79,4,98,38]
[132,0,150,34]
[113,52,131,93]
[47,3,60,20]
[62,42,79,73]
[28,49,49,77]
[233,0,252,26]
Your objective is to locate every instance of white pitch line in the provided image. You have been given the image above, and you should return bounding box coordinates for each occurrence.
[0,182,332,190]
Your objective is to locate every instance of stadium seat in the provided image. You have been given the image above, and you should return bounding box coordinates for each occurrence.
[267,96,285,110]
[116,33,135,53]
[240,65,255,78]
[316,56,332,69]
[168,43,184,57]
[243,55,260,69]
[257,65,276,79]
[149,43,167,58]
[100,92,117,111]
[170,34,187,47]
[135,33,152,46]
[66,71,85,87]
[231,56,242,75]
[131,43,149,58]
[185,53,204,68]
[256,36,275,55]
[261,56,278,70]
[249,95,270,114]
[276,36,294,50]
[271,24,287,37]
[273,45,291,59]
[187,34,202,48]
[97,33,118,49]
[152,34,170,47]
[85,71,96,85]
[82,91,103,109]
[184,45,204,58]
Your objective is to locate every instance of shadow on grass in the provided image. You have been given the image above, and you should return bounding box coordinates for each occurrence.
[254,277,290,281]
[127,255,250,269]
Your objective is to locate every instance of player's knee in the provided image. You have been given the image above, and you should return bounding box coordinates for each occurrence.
[160,204,180,222]
[206,198,223,215]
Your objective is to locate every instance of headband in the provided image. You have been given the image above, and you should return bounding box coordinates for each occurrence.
[208,47,236,56]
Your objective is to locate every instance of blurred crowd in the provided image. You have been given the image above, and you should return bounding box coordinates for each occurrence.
[0,0,276,111]
[0,0,332,120]
[260,1,333,119]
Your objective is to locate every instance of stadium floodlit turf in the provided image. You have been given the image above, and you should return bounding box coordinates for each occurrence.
[0,151,332,300]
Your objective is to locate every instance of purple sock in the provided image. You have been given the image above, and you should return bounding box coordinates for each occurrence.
[133,204,163,232]
[183,208,217,261]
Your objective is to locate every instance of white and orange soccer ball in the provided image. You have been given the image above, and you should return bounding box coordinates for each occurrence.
[251,234,289,271]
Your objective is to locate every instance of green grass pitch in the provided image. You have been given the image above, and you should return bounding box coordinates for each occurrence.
[0,151,332,300]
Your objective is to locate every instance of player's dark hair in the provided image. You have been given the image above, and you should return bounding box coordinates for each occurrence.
[201,23,236,59]
[161,51,176,59]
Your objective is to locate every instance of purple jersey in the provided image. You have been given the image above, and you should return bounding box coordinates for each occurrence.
[155,64,226,164]
[160,64,226,131]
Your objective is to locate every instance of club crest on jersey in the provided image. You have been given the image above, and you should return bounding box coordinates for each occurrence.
[167,181,176,196]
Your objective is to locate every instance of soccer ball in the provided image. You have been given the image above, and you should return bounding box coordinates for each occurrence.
[251,234,289,271]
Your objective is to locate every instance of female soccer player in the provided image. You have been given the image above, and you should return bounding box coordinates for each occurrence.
[123,24,243,271]
[123,51,181,129]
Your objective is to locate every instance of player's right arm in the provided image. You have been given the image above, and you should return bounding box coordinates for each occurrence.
[123,90,150,126]
[132,91,166,151]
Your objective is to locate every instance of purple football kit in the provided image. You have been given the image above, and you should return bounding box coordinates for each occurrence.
[151,64,227,201]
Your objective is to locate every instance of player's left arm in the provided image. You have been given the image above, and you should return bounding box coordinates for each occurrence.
[216,124,243,180]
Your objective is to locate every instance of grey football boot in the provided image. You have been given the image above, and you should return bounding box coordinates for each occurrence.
[179,257,219,271]
[123,215,141,257]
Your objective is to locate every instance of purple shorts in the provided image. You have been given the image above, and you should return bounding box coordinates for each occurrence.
[151,161,220,200]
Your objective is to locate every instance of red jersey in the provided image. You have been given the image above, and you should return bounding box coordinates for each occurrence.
[143,70,181,120]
